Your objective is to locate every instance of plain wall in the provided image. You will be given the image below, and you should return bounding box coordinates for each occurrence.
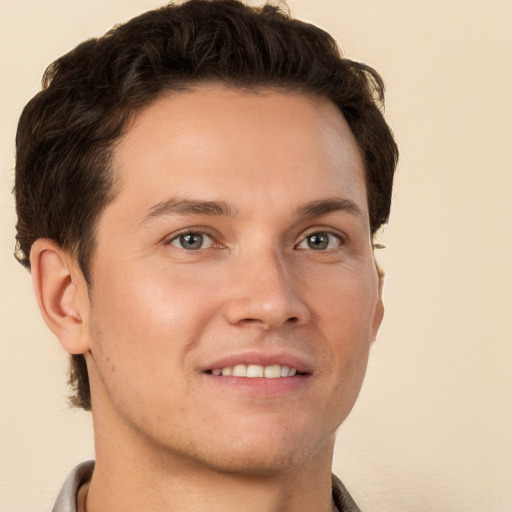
[1,1,511,510]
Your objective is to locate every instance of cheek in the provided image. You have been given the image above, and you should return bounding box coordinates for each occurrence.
[312,271,377,407]
[331,343,371,424]
[311,266,379,332]
[94,259,216,329]
[321,303,373,418]
[87,261,224,378]
[85,271,208,421]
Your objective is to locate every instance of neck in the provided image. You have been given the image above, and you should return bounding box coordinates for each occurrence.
[85,463,336,512]
[84,421,337,512]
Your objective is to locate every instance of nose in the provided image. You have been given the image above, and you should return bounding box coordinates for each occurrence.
[223,250,310,330]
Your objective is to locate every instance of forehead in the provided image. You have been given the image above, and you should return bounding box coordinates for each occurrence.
[109,84,367,221]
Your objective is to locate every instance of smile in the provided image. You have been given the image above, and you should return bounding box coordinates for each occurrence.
[208,364,300,378]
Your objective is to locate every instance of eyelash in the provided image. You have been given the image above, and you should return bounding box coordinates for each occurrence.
[165,228,345,253]
[295,230,344,251]
[166,230,218,251]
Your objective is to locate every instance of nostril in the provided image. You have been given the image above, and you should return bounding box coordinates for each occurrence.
[238,318,264,326]
[240,316,299,325]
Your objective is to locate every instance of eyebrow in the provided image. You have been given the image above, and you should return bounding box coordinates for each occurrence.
[296,197,366,221]
[139,196,365,228]
[139,198,238,226]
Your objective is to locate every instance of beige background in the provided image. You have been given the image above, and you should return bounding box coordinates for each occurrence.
[1,1,511,510]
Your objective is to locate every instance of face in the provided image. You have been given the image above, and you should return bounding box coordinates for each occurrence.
[82,85,383,475]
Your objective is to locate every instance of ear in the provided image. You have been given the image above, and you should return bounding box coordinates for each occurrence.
[30,239,90,355]
[371,268,385,342]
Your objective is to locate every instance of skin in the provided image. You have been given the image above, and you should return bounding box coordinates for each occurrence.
[31,85,383,512]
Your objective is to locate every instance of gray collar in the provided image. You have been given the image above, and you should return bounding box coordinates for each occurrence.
[52,460,94,512]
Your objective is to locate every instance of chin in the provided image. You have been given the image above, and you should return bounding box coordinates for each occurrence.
[200,447,313,477]
[176,423,336,477]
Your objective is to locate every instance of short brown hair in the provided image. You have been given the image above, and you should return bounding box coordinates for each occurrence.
[14,0,398,410]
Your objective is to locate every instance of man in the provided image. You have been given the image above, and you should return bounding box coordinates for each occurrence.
[14,1,398,510]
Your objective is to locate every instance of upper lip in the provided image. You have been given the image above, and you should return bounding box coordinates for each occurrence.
[202,350,313,374]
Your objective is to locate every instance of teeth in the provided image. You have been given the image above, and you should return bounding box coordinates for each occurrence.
[247,364,264,378]
[211,364,300,378]
[221,367,232,376]
[232,364,247,377]
[263,364,281,378]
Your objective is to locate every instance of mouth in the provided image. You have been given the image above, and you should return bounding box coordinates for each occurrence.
[205,363,306,378]
[201,352,312,396]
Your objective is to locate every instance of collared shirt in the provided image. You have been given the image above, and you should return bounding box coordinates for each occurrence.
[52,460,361,512]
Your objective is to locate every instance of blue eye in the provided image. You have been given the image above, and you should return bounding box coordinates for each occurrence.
[170,232,214,250]
[297,231,342,251]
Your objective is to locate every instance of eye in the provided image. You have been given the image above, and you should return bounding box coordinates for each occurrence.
[169,232,214,250]
[296,231,343,251]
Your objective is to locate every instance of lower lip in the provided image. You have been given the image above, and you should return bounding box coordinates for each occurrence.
[203,373,310,397]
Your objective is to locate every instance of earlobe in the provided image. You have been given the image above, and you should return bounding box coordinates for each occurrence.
[372,299,384,342]
[371,272,385,342]
[30,239,90,355]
